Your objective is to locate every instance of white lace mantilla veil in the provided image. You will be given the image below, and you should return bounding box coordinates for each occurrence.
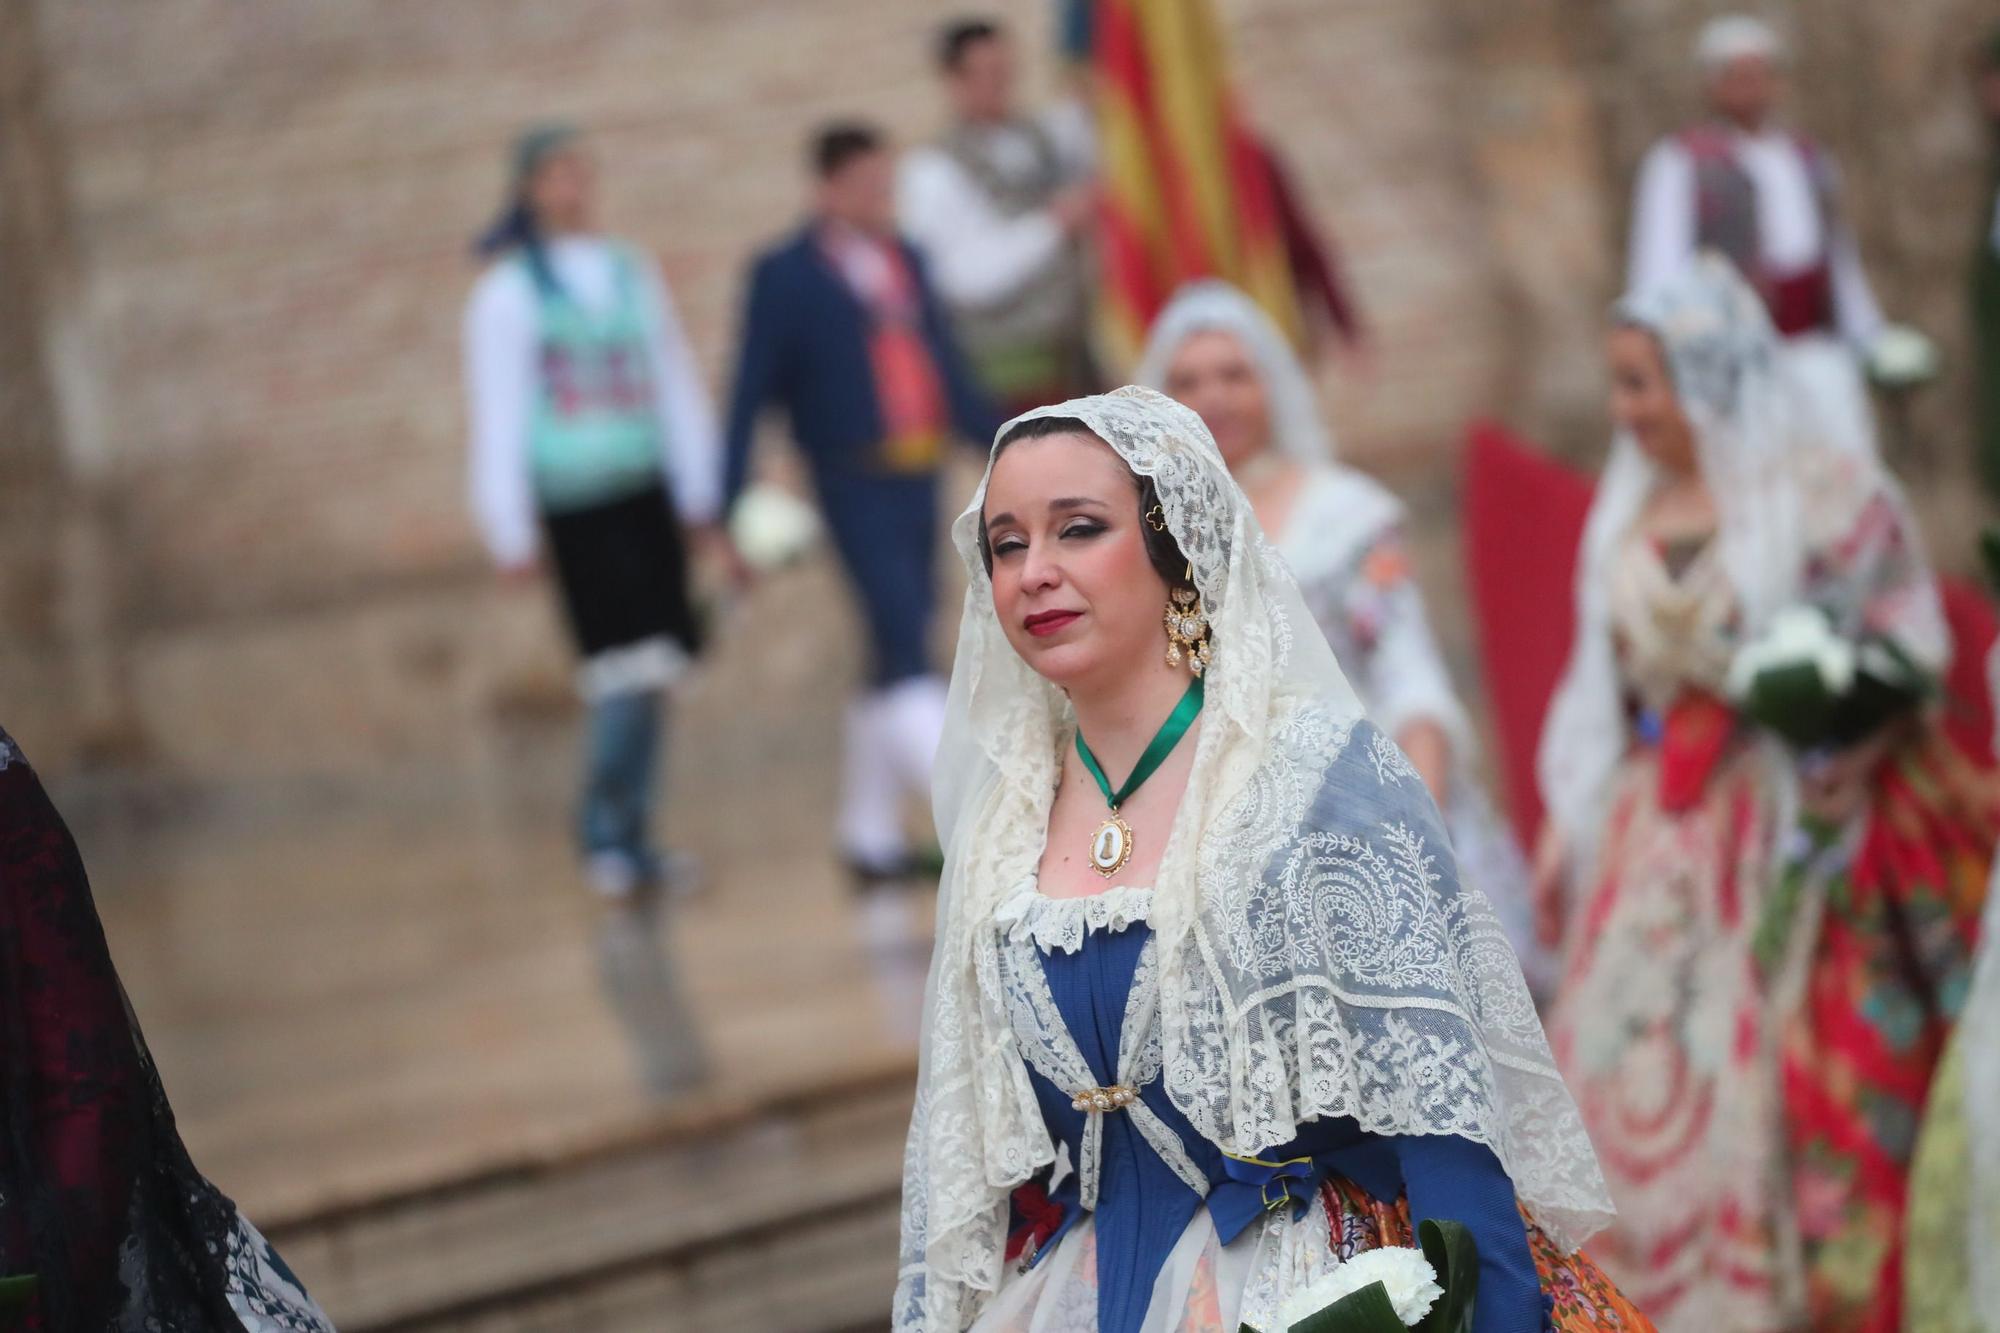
[1133,281,1403,574]
[1537,254,1945,881]
[897,385,1613,1331]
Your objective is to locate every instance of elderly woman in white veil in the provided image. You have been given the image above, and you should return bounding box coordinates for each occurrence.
[1534,255,1988,1331]
[1135,281,1547,994]
[895,386,1647,1333]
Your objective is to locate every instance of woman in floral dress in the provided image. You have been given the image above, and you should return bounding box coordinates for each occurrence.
[1536,256,1992,1331]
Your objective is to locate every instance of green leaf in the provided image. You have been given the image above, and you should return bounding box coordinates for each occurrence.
[1289,1280,1409,1333]
[1744,660,1837,748]
[1417,1219,1479,1333]
[0,1275,37,1333]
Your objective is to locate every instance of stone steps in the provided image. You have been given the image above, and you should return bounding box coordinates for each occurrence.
[267,1060,915,1331]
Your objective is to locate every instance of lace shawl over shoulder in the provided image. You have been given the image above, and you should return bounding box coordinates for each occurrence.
[898,387,1612,1332]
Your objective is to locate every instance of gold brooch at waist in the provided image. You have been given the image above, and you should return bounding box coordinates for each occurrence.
[1070,1085,1138,1113]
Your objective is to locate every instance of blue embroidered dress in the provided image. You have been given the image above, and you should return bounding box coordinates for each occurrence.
[975,884,1544,1333]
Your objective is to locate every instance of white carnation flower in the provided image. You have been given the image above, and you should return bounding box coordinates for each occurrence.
[1728,605,1854,699]
[1767,605,1836,657]
[1866,324,1939,389]
[1811,636,1857,694]
[728,482,820,571]
[1272,1247,1442,1330]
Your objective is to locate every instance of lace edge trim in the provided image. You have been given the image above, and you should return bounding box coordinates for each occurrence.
[993,883,1156,954]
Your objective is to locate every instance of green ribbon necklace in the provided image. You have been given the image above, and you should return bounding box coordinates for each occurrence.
[1074,675,1204,877]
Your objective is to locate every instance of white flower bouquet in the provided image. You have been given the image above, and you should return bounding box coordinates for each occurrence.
[1726,604,1929,751]
[727,482,821,572]
[1245,1219,1477,1333]
[1864,324,1940,391]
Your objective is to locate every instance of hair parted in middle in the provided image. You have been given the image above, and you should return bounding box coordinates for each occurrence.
[977,415,1193,593]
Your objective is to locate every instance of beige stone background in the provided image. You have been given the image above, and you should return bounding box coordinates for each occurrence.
[5,0,1998,779]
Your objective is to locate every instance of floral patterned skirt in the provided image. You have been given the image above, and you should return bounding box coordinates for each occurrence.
[1551,731,1995,1333]
[1757,733,1995,1332]
[1547,744,1781,1331]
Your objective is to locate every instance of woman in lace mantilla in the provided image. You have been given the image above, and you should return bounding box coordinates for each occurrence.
[0,728,335,1331]
[896,386,1643,1333]
[1535,256,1993,1331]
[1137,281,1549,996]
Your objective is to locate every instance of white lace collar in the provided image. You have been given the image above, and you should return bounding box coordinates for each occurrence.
[993,882,1155,955]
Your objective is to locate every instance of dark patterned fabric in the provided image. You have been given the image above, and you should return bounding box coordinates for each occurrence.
[0,728,333,1331]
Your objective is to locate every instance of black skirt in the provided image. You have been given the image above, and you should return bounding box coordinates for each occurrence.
[541,483,702,659]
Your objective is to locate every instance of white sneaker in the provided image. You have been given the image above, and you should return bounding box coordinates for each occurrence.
[586,852,642,900]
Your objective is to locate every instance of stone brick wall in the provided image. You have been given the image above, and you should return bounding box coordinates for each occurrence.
[9,0,1998,777]
[1,0,84,760]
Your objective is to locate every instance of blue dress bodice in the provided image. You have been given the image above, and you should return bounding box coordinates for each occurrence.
[1012,909,1544,1333]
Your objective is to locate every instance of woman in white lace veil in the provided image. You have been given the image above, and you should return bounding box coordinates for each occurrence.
[1537,254,1820,889]
[897,386,1627,1333]
[1136,280,1550,996]
[1535,254,1980,1331]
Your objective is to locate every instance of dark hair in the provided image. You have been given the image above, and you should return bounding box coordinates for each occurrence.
[812,121,886,179]
[472,123,582,296]
[976,416,1191,590]
[938,17,1003,71]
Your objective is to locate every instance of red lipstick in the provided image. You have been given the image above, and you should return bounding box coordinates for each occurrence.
[1024,610,1082,637]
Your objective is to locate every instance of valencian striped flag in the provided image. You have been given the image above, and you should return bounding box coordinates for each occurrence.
[1065,0,1303,367]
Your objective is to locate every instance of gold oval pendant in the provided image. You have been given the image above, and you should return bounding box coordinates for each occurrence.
[1089,815,1134,878]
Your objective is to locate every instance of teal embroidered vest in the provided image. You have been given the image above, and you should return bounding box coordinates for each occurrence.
[525,245,665,513]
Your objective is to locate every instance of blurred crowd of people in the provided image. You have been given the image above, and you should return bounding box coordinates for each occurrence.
[462,15,1371,905]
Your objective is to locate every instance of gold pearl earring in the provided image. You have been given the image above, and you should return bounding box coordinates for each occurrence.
[1164,564,1213,675]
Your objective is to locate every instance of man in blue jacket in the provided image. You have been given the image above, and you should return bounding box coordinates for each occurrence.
[725,121,999,884]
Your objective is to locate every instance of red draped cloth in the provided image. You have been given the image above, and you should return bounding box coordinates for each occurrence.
[1460,421,1593,847]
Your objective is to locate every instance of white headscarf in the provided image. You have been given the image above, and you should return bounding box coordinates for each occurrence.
[897,386,1612,1331]
[1136,280,1337,465]
[1134,280,1404,579]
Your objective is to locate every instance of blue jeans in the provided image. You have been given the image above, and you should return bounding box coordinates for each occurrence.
[580,688,664,869]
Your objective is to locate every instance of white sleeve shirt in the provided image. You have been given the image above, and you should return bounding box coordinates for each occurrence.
[462,236,722,569]
[898,134,1068,313]
[464,261,541,569]
[1626,139,1698,299]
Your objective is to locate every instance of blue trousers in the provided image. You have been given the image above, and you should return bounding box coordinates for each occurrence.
[814,470,939,686]
[579,689,665,867]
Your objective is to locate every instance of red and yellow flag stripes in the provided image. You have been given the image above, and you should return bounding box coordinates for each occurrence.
[1090,0,1302,367]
